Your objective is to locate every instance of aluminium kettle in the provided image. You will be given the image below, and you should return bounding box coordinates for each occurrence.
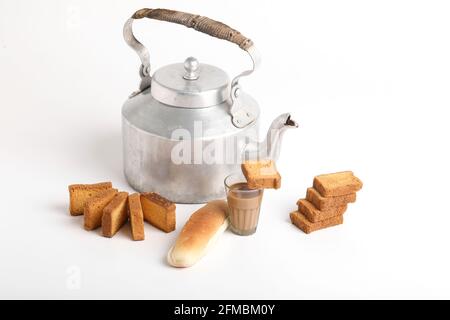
[122,8,298,203]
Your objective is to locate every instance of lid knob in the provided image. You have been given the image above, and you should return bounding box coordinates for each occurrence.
[183,57,200,80]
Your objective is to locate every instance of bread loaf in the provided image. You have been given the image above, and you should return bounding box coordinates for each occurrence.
[167,200,229,268]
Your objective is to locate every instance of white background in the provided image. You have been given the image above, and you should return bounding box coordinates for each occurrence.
[1,0,449,299]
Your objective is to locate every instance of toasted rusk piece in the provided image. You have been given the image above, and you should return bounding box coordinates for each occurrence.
[241,159,281,189]
[69,182,113,215]
[313,171,363,197]
[141,193,176,233]
[128,193,145,241]
[297,199,347,223]
[102,192,129,238]
[290,211,343,234]
[84,188,118,230]
[306,188,356,211]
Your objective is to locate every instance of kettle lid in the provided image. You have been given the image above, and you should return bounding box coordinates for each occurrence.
[151,57,230,108]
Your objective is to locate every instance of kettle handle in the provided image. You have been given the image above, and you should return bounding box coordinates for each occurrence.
[124,8,261,128]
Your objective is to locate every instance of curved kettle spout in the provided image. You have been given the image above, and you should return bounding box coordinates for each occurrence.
[245,113,299,162]
[263,113,299,161]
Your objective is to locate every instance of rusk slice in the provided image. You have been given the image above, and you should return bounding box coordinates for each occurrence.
[290,211,343,234]
[69,182,113,215]
[297,199,347,223]
[102,192,129,238]
[241,159,281,189]
[83,189,118,230]
[141,193,176,233]
[313,171,363,197]
[306,187,356,211]
[128,193,145,241]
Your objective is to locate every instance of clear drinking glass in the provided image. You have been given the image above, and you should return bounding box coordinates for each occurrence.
[224,173,264,236]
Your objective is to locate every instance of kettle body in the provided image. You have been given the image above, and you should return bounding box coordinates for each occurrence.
[122,90,259,203]
[122,8,297,203]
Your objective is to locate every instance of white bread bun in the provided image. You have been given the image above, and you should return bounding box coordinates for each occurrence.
[167,200,229,268]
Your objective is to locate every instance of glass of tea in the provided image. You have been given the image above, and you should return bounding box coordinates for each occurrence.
[224,173,264,236]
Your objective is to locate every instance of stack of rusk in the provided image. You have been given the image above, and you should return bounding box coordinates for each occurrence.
[290,171,363,234]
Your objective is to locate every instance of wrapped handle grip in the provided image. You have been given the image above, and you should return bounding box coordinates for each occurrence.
[132,8,254,51]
